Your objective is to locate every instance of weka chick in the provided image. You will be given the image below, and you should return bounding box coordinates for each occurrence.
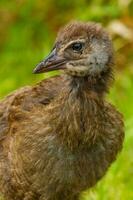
[0,21,124,200]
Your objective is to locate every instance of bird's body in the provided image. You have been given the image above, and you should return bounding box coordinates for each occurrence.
[0,22,124,200]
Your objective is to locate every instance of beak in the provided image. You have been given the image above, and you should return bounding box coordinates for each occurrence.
[33,48,67,74]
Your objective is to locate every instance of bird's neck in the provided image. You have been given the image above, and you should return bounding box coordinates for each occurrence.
[48,74,109,150]
[66,67,113,95]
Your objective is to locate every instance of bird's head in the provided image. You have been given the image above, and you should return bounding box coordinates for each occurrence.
[34,21,114,79]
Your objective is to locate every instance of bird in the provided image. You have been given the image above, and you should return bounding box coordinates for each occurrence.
[0,21,124,200]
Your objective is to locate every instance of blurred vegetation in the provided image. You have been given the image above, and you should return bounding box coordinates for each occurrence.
[0,0,133,200]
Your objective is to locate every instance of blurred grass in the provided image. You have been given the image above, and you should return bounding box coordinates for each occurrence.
[0,0,133,200]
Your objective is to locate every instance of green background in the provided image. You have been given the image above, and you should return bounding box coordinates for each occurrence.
[0,0,133,199]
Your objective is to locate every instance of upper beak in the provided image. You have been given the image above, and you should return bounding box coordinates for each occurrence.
[33,48,67,74]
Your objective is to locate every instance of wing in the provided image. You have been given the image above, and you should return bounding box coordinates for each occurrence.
[0,75,64,141]
[0,86,30,141]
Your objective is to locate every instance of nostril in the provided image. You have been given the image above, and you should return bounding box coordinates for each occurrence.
[41,61,45,65]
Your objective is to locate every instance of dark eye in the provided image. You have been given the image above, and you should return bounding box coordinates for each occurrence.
[71,42,84,52]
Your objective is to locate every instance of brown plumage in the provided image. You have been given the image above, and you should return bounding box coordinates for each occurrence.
[0,21,124,200]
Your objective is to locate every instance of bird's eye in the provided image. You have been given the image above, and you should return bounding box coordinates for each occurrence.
[71,42,84,52]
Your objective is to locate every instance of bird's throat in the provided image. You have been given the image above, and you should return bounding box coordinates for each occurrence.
[64,68,113,95]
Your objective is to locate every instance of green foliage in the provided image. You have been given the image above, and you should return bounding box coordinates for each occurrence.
[0,0,133,199]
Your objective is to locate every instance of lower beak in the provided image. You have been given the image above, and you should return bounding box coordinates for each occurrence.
[33,48,67,74]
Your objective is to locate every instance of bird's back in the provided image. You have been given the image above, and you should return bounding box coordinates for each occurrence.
[0,75,63,142]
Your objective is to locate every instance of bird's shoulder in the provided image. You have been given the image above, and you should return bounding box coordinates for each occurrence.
[32,75,64,105]
[0,75,64,140]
